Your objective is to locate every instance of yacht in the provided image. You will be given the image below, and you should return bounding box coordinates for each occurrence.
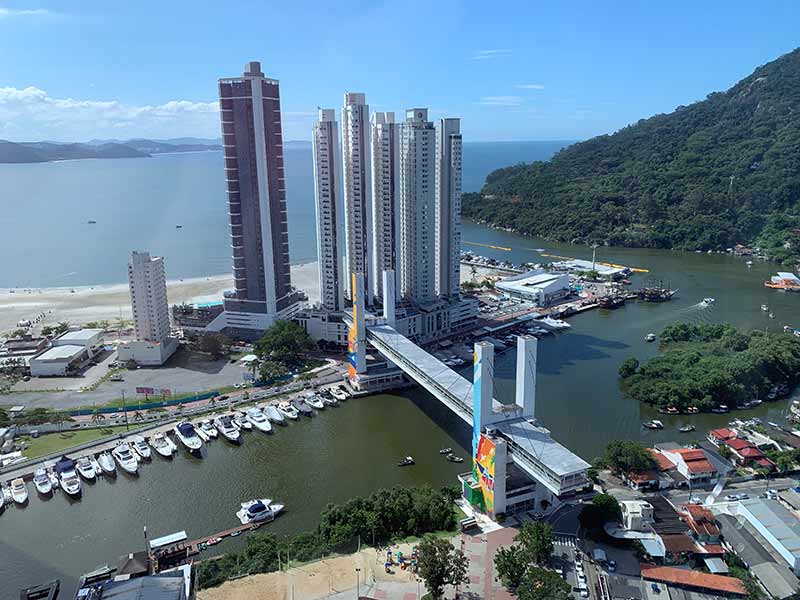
[679,424,696,433]
[10,478,28,504]
[277,401,299,420]
[149,432,176,458]
[130,436,152,460]
[330,386,349,401]
[173,422,203,453]
[539,316,571,331]
[305,393,325,410]
[701,297,715,306]
[214,415,242,443]
[33,468,53,495]
[319,391,338,407]
[246,408,273,433]
[643,420,664,430]
[292,398,313,417]
[236,498,285,525]
[263,404,285,424]
[233,412,253,430]
[398,456,415,467]
[55,457,82,497]
[76,457,97,480]
[97,452,116,475]
[645,333,656,342]
[112,444,139,475]
[199,420,218,439]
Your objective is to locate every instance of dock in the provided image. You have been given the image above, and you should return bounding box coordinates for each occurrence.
[151,521,264,569]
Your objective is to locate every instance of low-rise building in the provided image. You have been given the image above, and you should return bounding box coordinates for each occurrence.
[29,345,87,376]
[661,447,718,485]
[681,504,720,543]
[724,438,774,471]
[495,270,571,306]
[708,428,737,447]
[640,564,746,597]
[735,498,800,575]
[620,500,654,531]
[53,328,104,357]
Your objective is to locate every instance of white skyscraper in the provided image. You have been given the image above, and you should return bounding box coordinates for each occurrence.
[128,251,171,343]
[398,108,437,305]
[435,118,462,299]
[312,108,345,312]
[341,92,372,303]
[370,111,399,303]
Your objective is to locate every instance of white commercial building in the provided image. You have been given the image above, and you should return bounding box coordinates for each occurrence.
[435,118,462,300]
[29,345,87,377]
[53,328,104,356]
[312,108,345,312]
[371,111,399,304]
[341,92,372,303]
[495,270,571,306]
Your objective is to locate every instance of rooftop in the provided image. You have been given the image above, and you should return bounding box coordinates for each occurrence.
[648,448,677,471]
[31,344,85,361]
[737,498,800,559]
[717,513,775,568]
[709,428,736,440]
[640,564,746,596]
[751,562,800,600]
[56,328,104,344]
[493,418,591,478]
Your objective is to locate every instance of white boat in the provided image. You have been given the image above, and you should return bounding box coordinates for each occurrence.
[10,478,28,504]
[277,401,299,420]
[263,404,285,424]
[174,422,203,453]
[214,415,242,443]
[75,457,97,480]
[47,470,60,490]
[149,432,175,458]
[246,407,273,433]
[130,435,152,460]
[112,444,139,475]
[97,452,116,475]
[319,391,338,407]
[33,468,52,495]
[194,425,210,442]
[305,393,325,410]
[645,333,656,342]
[539,316,571,330]
[330,387,348,401]
[90,456,103,476]
[199,420,218,439]
[55,457,82,497]
[701,297,715,306]
[761,304,769,312]
[233,413,253,431]
[236,498,285,525]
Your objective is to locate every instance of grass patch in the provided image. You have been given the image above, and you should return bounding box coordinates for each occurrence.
[18,425,130,459]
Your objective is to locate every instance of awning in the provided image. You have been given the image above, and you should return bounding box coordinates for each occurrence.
[704,557,729,574]
[640,537,666,558]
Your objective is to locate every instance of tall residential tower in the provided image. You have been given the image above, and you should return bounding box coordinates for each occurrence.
[435,118,463,299]
[370,111,399,303]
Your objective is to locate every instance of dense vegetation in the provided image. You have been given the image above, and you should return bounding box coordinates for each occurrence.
[197,485,459,589]
[463,48,800,266]
[254,319,314,382]
[494,521,555,592]
[620,323,800,411]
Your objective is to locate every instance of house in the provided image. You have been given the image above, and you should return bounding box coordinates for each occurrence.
[681,504,720,543]
[620,500,654,531]
[640,564,746,597]
[708,427,737,447]
[661,447,718,485]
[724,438,775,471]
[625,448,677,491]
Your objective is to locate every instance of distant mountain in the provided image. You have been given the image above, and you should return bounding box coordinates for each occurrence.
[0,140,149,163]
[86,137,221,147]
[123,139,222,154]
[0,140,49,163]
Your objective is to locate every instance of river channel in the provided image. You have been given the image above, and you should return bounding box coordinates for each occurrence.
[2,223,799,595]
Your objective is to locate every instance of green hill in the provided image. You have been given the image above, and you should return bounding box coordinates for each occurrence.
[463,48,800,265]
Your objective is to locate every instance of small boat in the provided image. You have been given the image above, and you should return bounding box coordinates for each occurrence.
[199,420,218,439]
[47,470,60,490]
[87,219,97,224]
[97,452,116,475]
[643,420,664,430]
[233,413,253,431]
[175,224,183,229]
[645,333,656,342]
[768,421,781,429]
[174,422,203,453]
[398,456,415,467]
[679,425,696,433]
[304,393,325,410]
[746,260,753,267]
[686,406,700,414]
[112,444,139,475]
[769,312,775,319]
[330,386,349,401]
[711,405,730,414]
[263,404,285,424]
[277,401,299,420]
[319,391,338,406]
[33,468,53,495]
[214,415,242,443]
[130,435,152,460]
[10,478,28,504]
[701,297,715,306]
[90,456,103,475]
[439,447,453,455]
[150,433,175,458]
[292,398,313,416]
[446,454,464,463]
[246,407,273,433]
[761,304,769,312]
[55,457,82,497]
[75,457,97,480]
[236,499,285,524]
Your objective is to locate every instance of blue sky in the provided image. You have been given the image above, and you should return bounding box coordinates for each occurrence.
[1,0,798,142]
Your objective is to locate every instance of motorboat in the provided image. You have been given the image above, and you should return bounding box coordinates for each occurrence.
[199,420,218,439]
[761,304,769,312]
[76,457,97,480]
[233,413,253,430]
[645,333,656,342]
[643,420,664,430]
[678,424,696,433]
[711,404,730,414]
[319,391,338,407]
[90,456,103,475]
[10,478,28,504]
[292,398,313,416]
[97,452,116,475]
[33,468,53,495]
[330,386,349,401]
[398,456,415,467]
[246,407,273,433]
[746,260,753,267]
[263,404,285,424]
[112,444,139,475]
[304,393,325,410]
[214,415,242,443]
[150,432,176,458]
[130,435,152,460]
[55,457,82,497]
[769,312,775,319]
[446,454,464,463]
[439,447,453,454]
[539,316,571,331]
[236,498,285,525]
[277,401,299,420]
[701,297,715,306]
[174,421,203,453]
[47,470,60,490]
[194,425,210,442]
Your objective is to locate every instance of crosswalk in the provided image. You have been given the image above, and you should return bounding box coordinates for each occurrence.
[554,534,577,548]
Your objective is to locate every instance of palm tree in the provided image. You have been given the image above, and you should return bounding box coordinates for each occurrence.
[133,411,144,422]
[91,408,106,425]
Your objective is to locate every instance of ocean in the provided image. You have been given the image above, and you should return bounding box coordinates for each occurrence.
[0,141,571,288]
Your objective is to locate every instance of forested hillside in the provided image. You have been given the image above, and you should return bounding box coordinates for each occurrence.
[463,48,800,265]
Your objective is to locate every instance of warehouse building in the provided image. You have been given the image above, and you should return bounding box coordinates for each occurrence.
[29,345,87,377]
[735,498,800,575]
[495,270,571,306]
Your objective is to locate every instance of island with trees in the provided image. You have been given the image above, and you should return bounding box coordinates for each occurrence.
[619,323,800,412]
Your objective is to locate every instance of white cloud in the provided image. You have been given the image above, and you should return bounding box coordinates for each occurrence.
[514,83,545,90]
[471,49,512,61]
[476,95,524,107]
[0,86,221,140]
[0,6,49,18]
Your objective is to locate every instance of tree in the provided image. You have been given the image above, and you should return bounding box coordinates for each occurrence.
[258,360,288,383]
[516,521,554,565]
[417,536,469,600]
[494,544,529,590]
[91,408,105,425]
[198,333,227,358]
[718,445,733,460]
[579,495,621,532]
[603,440,656,474]
[618,357,639,378]
[255,320,313,369]
[516,566,571,600]
[592,493,621,522]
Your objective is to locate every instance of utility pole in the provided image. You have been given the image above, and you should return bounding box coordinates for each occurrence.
[591,243,599,271]
[355,567,361,599]
[121,390,129,431]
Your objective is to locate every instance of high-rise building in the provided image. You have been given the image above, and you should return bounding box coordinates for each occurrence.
[398,108,437,305]
[435,118,462,299]
[341,92,372,303]
[370,111,399,303]
[128,251,170,343]
[218,61,302,334]
[312,108,345,312]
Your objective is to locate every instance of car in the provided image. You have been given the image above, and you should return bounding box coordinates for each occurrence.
[109,374,124,382]
[580,590,589,598]
[739,493,750,500]
[688,496,702,504]
[607,559,617,572]
[651,583,661,594]
[725,494,740,502]
[217,395,229,401]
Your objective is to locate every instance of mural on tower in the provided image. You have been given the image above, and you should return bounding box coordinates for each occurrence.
[348,274,358,379]
[474,434,496,516]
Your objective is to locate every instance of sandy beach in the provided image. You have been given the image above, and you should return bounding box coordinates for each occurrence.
[0,262,321,334]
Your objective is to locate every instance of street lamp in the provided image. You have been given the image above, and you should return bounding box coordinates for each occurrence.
[355,567,361,598]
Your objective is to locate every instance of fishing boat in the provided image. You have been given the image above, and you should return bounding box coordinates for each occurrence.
[292,398,313,416]
[236,498,285,525]
[304,393,325,410]
[33,468,53,495]
[130,435,152,460]
[75,457,97,480]
[679,425,696,433]
[645,333,656,342]
[439,447,453,455]
[199,420,218,439]
[97,452,116,475]
[173,422,203,453]
[446,453,464,463]
[10,478,28,505]
[246,407,273,433]
[214,415,242,443]
[112,444,139,475]
[397,456,415,467]
[277,401,299,420]
[149,432,176,458]
[55,457,82,497]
